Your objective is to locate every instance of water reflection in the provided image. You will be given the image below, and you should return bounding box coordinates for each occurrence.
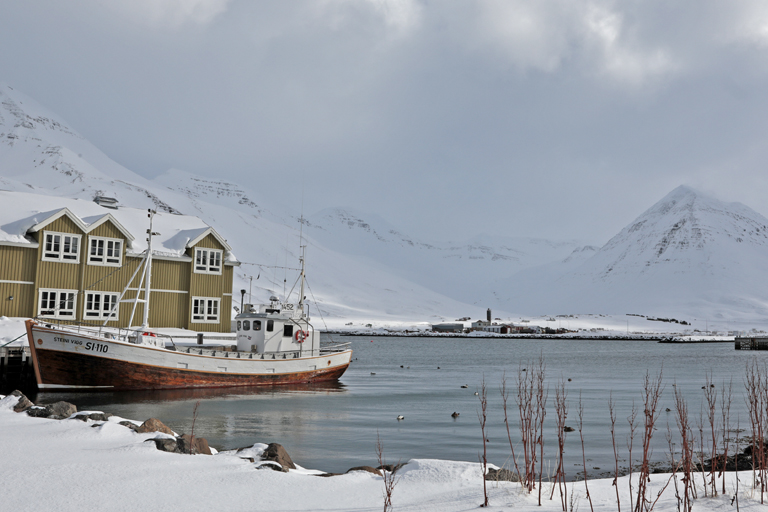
[31,380,347,407]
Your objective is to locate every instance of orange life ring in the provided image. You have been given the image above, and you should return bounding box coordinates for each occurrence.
[295,330,308,343]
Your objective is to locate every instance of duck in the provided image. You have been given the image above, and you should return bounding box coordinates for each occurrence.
[460,384,468,388]
[451,412,460,418]
[397,415,404,421]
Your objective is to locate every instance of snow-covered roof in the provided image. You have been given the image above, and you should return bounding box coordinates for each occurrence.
[0,190,236,261]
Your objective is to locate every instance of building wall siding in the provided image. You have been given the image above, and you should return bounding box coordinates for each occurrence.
[0,246,36,282]
[0,282,35,318]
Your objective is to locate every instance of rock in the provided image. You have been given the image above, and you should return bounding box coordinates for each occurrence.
[47,401,77,419]
[26,407,50,418]
[27,401,77,419]
[176,434,212,455]
[119,421,139,432]
[377,462,406,474]
[485,468,519,482]
[256,462,285,472]
[137,418,174,435]
[261,443,295,470]
[10,390,33,412]
[147,438,179,453]
[88,412,112,421]
[74,412,113,422]
[346,466,382,476]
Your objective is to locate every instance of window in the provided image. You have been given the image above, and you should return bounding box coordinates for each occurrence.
[88,236,122,266]
[42,232,81,263]
[266,320,273,332]
[283,324,293,337]
[194,248,222,274]
[192,297,220,323]
[83,292,119,320]
[253,320,261,331]
[38,289,77,319]
[243,320,250,331]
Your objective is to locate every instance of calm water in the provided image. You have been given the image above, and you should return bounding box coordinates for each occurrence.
[31,335,766,478]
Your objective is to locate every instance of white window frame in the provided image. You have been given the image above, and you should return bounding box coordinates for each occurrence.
[42,231,81,263]
[191,297,220,323]
[83,291,120,320]
[194,248,223,275]
[38,289,78,319]
[88,236,123,266]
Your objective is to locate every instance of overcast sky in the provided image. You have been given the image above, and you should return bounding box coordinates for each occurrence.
[3,0,768,244]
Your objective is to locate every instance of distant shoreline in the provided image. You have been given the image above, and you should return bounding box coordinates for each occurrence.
[330,332,735,343]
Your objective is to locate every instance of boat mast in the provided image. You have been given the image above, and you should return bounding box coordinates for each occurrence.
[298,215,306,314]
[141,210,157,330]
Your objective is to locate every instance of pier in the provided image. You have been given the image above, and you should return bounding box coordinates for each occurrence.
[734,336,768,350]
[0,346,35,392]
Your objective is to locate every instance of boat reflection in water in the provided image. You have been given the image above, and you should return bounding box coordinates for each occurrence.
[30,379,348,408]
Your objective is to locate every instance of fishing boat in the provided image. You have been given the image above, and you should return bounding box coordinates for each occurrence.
[25,211,352,391]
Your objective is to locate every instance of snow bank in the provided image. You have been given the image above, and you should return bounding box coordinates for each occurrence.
[0,402,765,512]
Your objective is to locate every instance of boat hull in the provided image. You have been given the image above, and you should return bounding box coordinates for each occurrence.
[26,320,352,391]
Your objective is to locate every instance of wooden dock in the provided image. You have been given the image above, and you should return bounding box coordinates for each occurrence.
[734,336,768,350]
[0,346,36,392]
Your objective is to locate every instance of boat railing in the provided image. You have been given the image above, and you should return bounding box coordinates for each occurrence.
[320,341,352,354]
[34,318,179,346]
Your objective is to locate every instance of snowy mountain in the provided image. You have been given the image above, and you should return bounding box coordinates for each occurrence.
[304,207,582,303]
[0,83,493,327]
[495,185,768,323]
[6,82,768,328]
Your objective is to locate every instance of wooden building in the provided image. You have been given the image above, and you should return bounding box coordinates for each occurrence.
[0,192,239,332]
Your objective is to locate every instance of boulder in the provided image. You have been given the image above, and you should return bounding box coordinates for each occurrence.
[346,466,382,476]
[46,401,77,419]
[26,401,77,419]
[261,443,296,471]
[137,418,174,435]
[256,462,285,472]
[10,390,33,413]
[176,434,212,455]
[74,412,113,422]
[26,407,50,418]
[147,438,179,453]
[485,468,519,482]
[119,421,140,432]
[377,462,407,474]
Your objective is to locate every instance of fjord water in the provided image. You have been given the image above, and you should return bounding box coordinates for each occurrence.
[35,335,762,478]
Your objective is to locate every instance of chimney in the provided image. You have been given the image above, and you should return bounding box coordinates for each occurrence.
[487,308,491,322]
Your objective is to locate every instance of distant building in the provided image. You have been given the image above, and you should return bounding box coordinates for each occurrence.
[471,320,516,334]
[0,191,239,332]
[432,323,464,333]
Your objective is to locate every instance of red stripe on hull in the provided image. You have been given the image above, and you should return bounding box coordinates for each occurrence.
[34,348,350,391]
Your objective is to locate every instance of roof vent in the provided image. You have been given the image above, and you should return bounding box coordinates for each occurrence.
[94,196,119,210]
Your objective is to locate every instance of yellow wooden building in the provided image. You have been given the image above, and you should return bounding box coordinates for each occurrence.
[0,192,238,332]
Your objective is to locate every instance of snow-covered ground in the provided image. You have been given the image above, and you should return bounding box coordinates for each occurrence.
[1,392,765,512]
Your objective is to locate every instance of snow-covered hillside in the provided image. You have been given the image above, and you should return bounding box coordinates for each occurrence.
[0,84,493,327]
[495,185,768,324]
[304,208,582,303]
[5,82,768,329]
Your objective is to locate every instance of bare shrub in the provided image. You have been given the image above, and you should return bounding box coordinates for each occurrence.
[478,377,489,507]
[633,369,664,512]
[376,432,400,512]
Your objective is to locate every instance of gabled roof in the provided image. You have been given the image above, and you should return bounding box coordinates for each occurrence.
[187,226,232,252]
[0,191,238,263]
[27,208,89,234]
[81,213,135,243]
